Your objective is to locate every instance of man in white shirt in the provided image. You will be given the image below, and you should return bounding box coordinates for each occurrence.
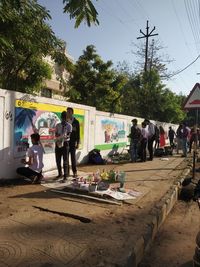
[144,119,156,161]
[16,133,44,184]
[55,111,72,182]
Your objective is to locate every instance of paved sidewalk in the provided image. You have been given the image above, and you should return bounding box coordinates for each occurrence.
[0,155,190,267]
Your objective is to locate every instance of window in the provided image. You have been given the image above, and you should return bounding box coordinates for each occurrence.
[41,88,52,98]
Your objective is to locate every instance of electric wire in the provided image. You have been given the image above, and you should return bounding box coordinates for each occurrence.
[184,0,200,54]
[168,54,200,78]
[171,0,198,74]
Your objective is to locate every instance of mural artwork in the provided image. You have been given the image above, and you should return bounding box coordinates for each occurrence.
[14,100,85,157]
[95,116,127,150]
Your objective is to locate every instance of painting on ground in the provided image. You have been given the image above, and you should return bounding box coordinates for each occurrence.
[14,99,85,157]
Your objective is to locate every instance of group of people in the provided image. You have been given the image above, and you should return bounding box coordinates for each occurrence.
[16,107,80,184]
[128,118,197,163]
[176,123,200,157]
[128,118,157,163]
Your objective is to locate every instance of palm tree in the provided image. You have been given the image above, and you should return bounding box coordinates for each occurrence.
[15,108,45,152]
[15,108,36,132]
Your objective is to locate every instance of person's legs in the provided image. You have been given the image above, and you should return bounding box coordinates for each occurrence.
[55,146,62,177]
[189,138,194,153]
[143,139,147,161]
[16,167,41,183]
[70,145,77,175]
[148,137,154,160]
[169,138,173,147]
[133,140,138,162]
[130,142,134,162]
[17,167,36,178]
[62,142,69,180]
[182,138,187,157]
[141,139,147,162]
[140,140,144,162]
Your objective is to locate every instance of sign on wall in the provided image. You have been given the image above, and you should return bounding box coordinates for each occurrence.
[14,100,85,157]
[94,116,127,150]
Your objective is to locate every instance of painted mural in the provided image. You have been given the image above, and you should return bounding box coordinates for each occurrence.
[14,100,85,157]
[95,116,127,150]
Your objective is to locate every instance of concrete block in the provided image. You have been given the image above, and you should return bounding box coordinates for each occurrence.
[157,203,167,229]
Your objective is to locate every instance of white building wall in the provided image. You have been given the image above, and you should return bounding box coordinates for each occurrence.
[0,88,178,180]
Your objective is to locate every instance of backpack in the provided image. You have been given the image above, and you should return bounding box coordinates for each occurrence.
[88,149,105,164]
[154,148,165,157]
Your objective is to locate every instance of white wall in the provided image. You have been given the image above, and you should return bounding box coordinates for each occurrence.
[0,88,178,180]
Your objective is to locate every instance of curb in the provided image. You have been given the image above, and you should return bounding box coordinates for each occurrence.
[124,166,191,267]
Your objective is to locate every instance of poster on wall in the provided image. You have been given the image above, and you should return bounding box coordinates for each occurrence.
[94,116,127,150]
[14,99,85,157]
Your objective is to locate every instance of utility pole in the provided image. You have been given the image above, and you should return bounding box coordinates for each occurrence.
[137,20,158,72]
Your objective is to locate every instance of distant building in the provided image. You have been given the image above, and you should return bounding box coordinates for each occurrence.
[41,43,74,100]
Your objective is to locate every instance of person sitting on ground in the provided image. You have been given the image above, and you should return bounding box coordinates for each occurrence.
[16,133,44,184]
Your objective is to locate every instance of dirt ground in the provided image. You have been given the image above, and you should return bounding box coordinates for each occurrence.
[0,157,192,267]
[140,167,200,267]
[139,200,200,267]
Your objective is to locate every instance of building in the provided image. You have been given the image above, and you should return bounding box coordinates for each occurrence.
[41,44,74,100]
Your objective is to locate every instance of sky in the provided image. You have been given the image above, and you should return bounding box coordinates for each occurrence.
[38,0,200,96]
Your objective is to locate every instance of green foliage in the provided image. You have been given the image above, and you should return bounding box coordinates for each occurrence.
[120,69,186,123]
[0,0,72,92]
[67,45,127,113]
[63,0,99,28]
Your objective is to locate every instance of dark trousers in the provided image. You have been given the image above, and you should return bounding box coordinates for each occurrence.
[17,167,40,180]
[148,136,155,160]
[55,142,69,177]
[68,145,77,175]
[169,138,174,148]
[141,138,147,162]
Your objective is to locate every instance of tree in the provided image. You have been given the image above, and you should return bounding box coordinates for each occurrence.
[67,45,127,113]
[120,69,186,123]
[132,39,174,80]
[0,0,72,93]
[63,0,99,28]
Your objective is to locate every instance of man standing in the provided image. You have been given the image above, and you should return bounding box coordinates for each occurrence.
[55,111,72,182]
[128,119,141,162]
[168,126,175,148]
[144,119,156,161]
[182,122,190,157]
[66,107,80,178]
